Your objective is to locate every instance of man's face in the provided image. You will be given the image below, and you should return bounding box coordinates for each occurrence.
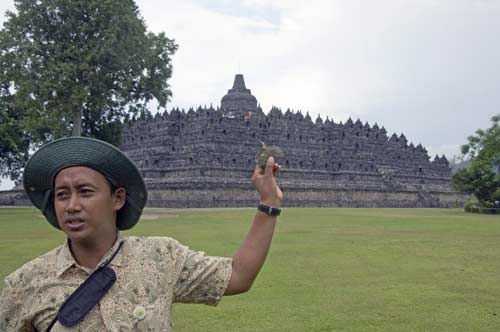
[54,166,125,245]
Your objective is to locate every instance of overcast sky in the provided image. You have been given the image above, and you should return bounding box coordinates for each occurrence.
[1,0,499,189]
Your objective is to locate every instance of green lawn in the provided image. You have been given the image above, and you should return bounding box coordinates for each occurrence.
[1,207,499,331]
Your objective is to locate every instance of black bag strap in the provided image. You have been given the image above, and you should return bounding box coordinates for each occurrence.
[46,241,124,332]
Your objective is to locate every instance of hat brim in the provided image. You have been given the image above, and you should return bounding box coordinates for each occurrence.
[23,137,147,230]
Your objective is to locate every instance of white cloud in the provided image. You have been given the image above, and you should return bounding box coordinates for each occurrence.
[426,143,463,160]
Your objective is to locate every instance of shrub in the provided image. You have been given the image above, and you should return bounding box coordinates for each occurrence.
[464,199,480,213]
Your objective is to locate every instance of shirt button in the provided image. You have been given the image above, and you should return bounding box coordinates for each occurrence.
[133,306,146,320]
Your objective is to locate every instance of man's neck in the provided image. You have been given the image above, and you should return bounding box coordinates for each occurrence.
[69,233,118,269]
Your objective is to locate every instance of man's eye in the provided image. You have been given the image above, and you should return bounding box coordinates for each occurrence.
[56,192,68,199]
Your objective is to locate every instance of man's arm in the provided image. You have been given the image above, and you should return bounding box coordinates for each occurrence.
[225,156,283,295]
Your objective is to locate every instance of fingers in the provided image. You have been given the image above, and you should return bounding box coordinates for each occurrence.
[264,156,275,176]
[253,157,281,180]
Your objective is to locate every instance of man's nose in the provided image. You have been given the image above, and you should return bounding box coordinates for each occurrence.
[66,193,82,212]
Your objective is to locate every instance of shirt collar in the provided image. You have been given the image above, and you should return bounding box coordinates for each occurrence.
[55,234,126,277]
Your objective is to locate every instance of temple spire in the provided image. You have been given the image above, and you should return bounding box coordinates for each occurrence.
[230,74,250,93]
[221,74,258,116]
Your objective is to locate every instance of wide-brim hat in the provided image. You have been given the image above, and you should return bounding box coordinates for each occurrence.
[23,137,147,230]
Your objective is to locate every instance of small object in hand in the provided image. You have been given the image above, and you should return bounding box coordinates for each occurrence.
[255,141,284,168]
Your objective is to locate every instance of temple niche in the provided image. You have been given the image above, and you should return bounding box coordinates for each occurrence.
[119,74,467,208]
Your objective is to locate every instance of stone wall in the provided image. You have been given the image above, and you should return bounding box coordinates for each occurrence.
[120,106,450,181]
[140,166,466,208]
[0,190,31,206]
[144,180,466,208]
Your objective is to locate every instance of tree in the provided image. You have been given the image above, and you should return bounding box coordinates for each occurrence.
[452,114,500,207]
[0,94,30,184]
[0,0,178,181]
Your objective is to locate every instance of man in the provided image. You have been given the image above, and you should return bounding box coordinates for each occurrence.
[0,136,283,331]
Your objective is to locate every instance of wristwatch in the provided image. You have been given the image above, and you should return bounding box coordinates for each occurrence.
[257,204,281,216]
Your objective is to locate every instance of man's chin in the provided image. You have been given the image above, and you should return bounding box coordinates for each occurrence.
[62,224,90,242]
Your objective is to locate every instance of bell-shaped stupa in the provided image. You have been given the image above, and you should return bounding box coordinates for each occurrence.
[220,74,258,116]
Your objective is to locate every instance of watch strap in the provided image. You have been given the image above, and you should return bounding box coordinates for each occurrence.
[257,204,281,216]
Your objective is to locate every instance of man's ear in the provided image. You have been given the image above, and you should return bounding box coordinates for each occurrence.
[113,188,126,211]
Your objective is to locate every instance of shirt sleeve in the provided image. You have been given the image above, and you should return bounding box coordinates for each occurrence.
[0,278,35,332]
[173,244,233,306]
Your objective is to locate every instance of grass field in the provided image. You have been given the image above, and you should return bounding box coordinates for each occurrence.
[1,207,499,331]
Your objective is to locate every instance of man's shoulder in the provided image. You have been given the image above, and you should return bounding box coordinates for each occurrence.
[4,245,64,288]
[124,235,184,248]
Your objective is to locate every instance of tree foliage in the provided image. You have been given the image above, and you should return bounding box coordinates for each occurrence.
[452,114,500,207]
[0,94,30,183]
[0,0,177,182]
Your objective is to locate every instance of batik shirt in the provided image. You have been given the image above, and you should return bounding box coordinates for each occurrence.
[0,235,233,331]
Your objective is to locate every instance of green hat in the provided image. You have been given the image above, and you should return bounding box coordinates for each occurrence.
[23,137,147,230]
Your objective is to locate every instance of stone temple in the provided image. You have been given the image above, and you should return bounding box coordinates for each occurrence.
[119,74,466,208]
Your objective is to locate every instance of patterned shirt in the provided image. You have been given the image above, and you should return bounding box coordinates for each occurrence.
[0,235,233,331]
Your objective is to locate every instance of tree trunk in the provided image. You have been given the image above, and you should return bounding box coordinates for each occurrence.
[72,108,82,136]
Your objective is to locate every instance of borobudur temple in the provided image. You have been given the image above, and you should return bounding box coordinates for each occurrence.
[119,74,467,208]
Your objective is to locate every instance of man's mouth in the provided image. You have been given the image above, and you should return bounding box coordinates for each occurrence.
[65,218,85,230]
